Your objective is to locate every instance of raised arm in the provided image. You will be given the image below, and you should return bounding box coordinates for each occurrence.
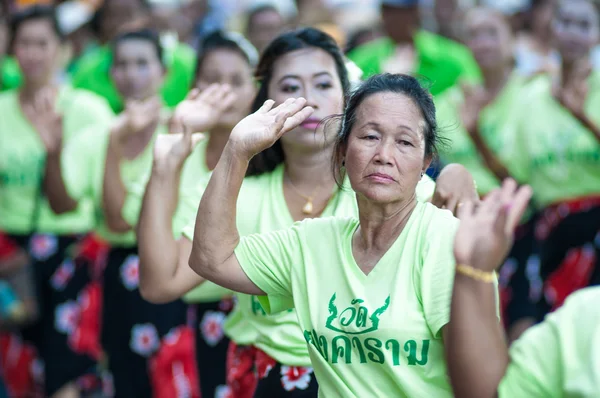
[103,97,161,233]
[189,98,314,294]
[138,85,236,303]
[460,84,514,183]
[446,179,532,398]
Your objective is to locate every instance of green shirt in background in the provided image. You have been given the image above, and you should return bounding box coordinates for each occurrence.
[181,168,437,368]
[0,87,114,235]
[0,57,22,91]
[234,202,459,397]
[63,122,168,247]
[511,74,600,208]
[121,136,211,243]
[435,72,530,196]
[70,43,196,113]
[347,31,481,96]
[499,286,600,397]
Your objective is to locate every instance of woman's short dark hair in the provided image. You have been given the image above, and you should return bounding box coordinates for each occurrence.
[10,5,63,46]
[332,73,442,186]
[247,27,350,176]
[112,29,164,67]
[194,30,258,83]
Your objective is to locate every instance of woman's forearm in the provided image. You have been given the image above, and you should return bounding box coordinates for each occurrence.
[189,143,248,277]
[44,149,78,214]
[575,111,600,145]
[446,274,509,398]
[138,165,204,303]
[102,134,131,233]
[469,127,513,182]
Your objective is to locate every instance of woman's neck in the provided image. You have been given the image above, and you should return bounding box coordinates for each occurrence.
[355,194,417,252]
[282,144,337,191]
[205,127,231,171]
[20,80,55,100]
[123,122,159,159]
[482,64,512,99]
[561,57,591,86]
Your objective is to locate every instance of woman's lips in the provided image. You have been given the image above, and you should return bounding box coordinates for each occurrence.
[299,118,321,130]
[366,173,395,183]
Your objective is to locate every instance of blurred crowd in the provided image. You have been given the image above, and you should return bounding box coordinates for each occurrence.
[0,0,599,397]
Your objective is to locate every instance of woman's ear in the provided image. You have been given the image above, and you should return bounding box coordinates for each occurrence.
[422,154,433,175]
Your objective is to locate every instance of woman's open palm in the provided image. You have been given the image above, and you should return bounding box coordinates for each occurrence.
[453,179,532,272]
[229,98,314,159]
[170,84,237,134]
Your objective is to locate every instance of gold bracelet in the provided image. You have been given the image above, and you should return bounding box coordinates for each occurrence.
[456,264,495,283]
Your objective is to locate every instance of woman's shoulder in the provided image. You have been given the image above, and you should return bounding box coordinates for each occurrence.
[416,202,460,235]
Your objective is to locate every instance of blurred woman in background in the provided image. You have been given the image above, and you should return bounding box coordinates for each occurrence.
[435,7,540,340]
[511,0,600,321]
[0,5,114,397]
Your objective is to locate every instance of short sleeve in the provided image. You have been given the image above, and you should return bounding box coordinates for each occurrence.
[234,225,304,314]
[415,174,436,202]
[498,320,562,398]
[419,211,460,338]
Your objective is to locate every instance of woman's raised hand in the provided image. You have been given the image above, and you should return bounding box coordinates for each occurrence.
[170,84,237,134]
[228,98,314,160]
[453,179,532,272]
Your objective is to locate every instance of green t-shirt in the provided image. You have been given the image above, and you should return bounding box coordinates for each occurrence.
[347,31,481,96]
[63,122,169,246]
[0,57,22,92]
[499,286,600,397]
[121,136,211,243]
[234,202,459,397]
[0,87,114,235]
[511,74,600,208]
[71,43,196,113]
[181,167,437,368]
[435,72,530,195]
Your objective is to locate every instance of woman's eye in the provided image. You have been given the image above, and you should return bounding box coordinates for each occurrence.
[362,135,377,140]
[399,140,413,146]
[317,82,332,90]
[281,85,299,93]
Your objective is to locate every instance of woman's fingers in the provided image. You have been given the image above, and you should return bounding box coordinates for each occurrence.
[219,91,238,113]
[257,99,275,114]
[456,200,474,221]
[505,185,533,235]
[281,106,314,134]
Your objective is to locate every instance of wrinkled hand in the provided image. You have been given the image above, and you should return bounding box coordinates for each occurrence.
[23,87,63,154]
[153,127,206,172]
[112,96,162,143]
[228,98,314,160]
[431,164,479,215]
[453,179,532,272]
[170,84,237,134]
[553,59,591,119]
[460,83,489,135]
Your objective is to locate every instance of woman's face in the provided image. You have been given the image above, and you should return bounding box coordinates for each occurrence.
[268,47,344,152]
[13,18,60,86]
[344,92,431,205]
[552,0,599,64]
[465,10,513,70]
[111,38,164,101]
[196,49,255,129]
